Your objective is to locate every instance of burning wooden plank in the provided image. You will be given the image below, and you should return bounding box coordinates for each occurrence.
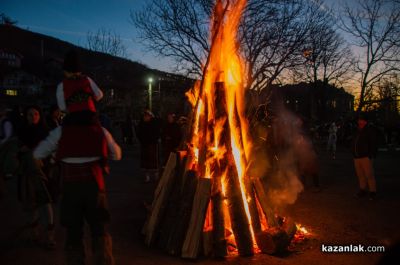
[225,163,254,256]
[181,178,211,259]
[256,218,297,255]
[252,178,279,228]
[211,180,228,258]
[215,81,254,256]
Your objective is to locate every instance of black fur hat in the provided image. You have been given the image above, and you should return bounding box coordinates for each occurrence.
[63,49,82,73]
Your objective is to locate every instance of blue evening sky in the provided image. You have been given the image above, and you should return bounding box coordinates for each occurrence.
[1,0,353,74]
[0,0,175,71]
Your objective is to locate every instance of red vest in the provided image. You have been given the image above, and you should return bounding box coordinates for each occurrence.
[63,76,96,113]
[57,124,108,191]
[56,124,108,160]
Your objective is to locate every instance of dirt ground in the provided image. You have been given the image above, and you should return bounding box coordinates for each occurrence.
[0,144,399,265]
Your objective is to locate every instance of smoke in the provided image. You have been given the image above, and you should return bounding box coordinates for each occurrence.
[248,105,318,210]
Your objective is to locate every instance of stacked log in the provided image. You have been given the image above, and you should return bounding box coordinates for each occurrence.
[181,178,211,258]
[215,82,254,256]
[164,170,198,255]
[211,178,227,258]
[142,83,302,259]
[143,152,177,246]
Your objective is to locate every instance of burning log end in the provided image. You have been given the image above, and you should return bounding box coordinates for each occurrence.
[256,227,290,255]
[256,219,297,255]
[283,218,297,240]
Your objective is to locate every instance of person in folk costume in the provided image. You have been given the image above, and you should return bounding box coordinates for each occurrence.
[34,49,122,265]
[56,49,103,115]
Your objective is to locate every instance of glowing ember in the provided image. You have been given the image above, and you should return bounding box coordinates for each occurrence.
[293,224,311,243]
[296,224,310,235]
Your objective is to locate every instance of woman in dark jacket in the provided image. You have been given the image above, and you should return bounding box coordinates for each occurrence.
[17,105,55,248]
[136,110,161,182]
[19,106,49,148]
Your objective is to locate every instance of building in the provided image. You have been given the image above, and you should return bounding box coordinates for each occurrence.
[269,81,354,122]
[0,49,22,68]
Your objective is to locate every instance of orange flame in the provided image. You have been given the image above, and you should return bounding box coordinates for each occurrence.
[188,0,260,253]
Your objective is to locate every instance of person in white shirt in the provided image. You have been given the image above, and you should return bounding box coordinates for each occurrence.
[34,114,121,265]
[327,122,338,159]
[34,50,121,265]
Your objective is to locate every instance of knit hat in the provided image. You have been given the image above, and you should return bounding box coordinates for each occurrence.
[63,49,82,73]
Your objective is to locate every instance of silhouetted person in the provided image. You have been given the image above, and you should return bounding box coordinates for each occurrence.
[136,110,161,182]
[326,121,337,159]
[352,113,378,200]
[161,113,182,165]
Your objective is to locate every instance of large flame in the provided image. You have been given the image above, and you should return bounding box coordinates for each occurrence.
[186,0,260,253]
[180,0,311,257]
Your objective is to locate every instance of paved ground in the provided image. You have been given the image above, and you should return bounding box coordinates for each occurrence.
[0,144,399,265]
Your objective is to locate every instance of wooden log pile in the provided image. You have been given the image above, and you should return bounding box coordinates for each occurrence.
[142,83,299,260]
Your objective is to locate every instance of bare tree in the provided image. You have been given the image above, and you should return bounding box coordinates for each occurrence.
[0,13,17,25]
[131,0,210,77]
[131,0,335,93]
[294,18,355,88]
[374,75,400,110]
[339,0,400,112]
[86,28,128,58]
[241,0,329,93]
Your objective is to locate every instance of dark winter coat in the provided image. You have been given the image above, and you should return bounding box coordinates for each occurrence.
[351,125,378,159]
[136,119,161,169]
[18,123,49,149]
[162,122,182,159]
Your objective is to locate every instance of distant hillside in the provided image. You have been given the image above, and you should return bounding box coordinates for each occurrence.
[0,24,168,88]
[0,24,193,116]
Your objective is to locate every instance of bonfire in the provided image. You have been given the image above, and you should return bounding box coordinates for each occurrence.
[142,0,310,259]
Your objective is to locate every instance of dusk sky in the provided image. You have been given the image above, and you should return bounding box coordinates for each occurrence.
[1,0,348,74]
[1,0,176,71]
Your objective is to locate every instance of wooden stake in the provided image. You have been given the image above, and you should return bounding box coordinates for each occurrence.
[156,168,193,251]
[211,189,227,258]
[225,163,254,256]
[181,178,212,259]
[164,170,198,255]
[144,152,177,246]
[252,178,278,228]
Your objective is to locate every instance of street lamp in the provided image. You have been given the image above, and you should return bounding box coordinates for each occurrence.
[148,77,153,111]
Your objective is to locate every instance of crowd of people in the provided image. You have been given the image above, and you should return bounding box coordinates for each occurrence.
[0,49,187,265]
[1,49,122,265]
[0,48,390,265]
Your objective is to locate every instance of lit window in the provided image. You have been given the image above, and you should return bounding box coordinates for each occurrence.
[5,90,18,96]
